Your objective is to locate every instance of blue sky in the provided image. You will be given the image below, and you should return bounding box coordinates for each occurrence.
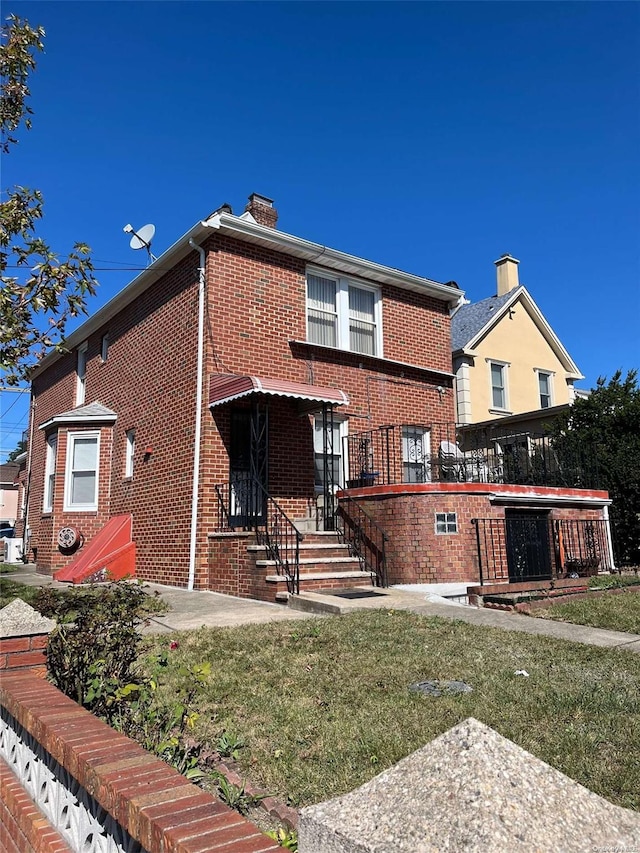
[2,1,639,461]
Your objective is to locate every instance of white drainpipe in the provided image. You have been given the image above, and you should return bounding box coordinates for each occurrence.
[602,503,617,572]
[187,239,206,590]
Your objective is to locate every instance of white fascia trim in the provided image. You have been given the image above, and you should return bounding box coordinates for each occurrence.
[465,287,584,379]
[206,213,462,305]
[489,493,611,507]
[39,413,118,431]
[288,339,455,379]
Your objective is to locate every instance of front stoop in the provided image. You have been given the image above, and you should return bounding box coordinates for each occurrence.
[247,534,376,601]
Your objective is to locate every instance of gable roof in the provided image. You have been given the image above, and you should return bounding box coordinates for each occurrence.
[30,208,463,380]
[38,402,117,431]
[451,291,514,351]
[451,285,583,379]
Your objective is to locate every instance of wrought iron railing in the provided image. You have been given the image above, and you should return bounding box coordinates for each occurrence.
[213,477,302,595]
[336,493,388,587]
[472,516,613,585]
[344,422,601,490]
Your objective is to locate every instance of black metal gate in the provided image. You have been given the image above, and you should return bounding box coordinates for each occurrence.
[473,516,613,585]
[229,404,268,526]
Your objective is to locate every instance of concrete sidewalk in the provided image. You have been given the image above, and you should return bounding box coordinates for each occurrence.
[3,564,640,652]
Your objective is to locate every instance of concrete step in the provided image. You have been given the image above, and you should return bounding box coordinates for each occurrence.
[247,542,353,560]
[265,570,374,584]
[258,557,363,575]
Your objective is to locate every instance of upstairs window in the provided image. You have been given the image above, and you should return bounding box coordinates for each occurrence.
[537,371,553,409]
[489,361,508,410]
[306,270,381,356]
[101,334,110,363]
[43,434,57,513]
[76,342,88,406]
[307,274,338,347]
[64,432,99,511]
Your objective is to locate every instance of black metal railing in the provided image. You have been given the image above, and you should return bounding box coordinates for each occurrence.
[336,493,388,587]
[213,477,302,594]
[344,422,601,490]
[472,516,613,585]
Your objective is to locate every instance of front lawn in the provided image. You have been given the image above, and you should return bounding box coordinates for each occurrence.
[148,609,640,812]
[532,589,640,634]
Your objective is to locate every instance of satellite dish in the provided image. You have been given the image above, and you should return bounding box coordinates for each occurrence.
[122,223,157,263]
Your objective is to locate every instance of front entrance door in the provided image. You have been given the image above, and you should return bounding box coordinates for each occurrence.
[229,406,268,527]
[505,510,552,582]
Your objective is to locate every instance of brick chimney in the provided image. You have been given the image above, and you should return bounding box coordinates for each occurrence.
[494,254,520,296]
[244,193,278,228]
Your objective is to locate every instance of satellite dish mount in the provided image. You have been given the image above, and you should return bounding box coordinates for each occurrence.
[123,223,157,264]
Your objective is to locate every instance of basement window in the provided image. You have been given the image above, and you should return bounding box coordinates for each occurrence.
[435,512,458,534]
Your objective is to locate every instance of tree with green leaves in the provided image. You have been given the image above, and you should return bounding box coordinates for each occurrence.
[0,15,97,386]
[554,370,640,566]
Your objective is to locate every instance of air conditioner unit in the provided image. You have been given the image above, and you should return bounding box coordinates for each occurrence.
[3,538,23,564]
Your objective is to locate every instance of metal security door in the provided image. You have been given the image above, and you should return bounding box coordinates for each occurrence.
[229,405,268,527]
[505,511,552,582]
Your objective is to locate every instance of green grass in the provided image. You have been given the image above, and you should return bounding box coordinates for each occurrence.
[148,610,640,811]
[533,590,640,634]
[0,576,41,607]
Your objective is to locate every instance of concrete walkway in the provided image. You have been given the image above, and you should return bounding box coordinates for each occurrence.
[4,564,640,653]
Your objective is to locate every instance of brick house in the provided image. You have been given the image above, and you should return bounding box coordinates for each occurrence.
[22,195,613,598]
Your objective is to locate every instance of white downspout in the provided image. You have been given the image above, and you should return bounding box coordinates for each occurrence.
[602,503,617,572]
[187,239,206,590]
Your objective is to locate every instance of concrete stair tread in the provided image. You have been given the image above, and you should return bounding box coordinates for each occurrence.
[265,571,375,583]
[256,556,360,567]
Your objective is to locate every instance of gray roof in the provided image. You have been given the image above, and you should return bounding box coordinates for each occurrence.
[451,290,517,351]
[39,402,117,431]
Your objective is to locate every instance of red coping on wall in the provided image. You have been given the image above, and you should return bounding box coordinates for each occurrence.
[54,514,136,584]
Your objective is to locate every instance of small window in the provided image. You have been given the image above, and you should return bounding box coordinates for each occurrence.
[43,434,57,513]
[435,512,458,534]
[538,371,552,409]
[64,432,99,511]
[402,426,431,483]
[125,429,135,478]
[101,334,110,363]
[489,362,507,410]
[76,342,88,406]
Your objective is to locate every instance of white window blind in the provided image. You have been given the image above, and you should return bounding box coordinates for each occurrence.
[307,274,337,347]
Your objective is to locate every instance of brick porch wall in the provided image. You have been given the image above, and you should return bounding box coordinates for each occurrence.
[343,483,610,585]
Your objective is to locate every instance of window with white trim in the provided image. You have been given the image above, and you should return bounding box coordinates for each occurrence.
[306,270,382,356]
[489,361,508,410]
[101,334,110,363]
[125,429,135,478]
[76,342,88,405]
[537,370,553,409]
[402,426,431,483]
[43,434,57,513]
[64,432,99,511]
[435,512,458,534]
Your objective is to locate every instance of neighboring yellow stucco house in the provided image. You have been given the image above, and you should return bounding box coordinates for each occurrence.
[452,255,584,425]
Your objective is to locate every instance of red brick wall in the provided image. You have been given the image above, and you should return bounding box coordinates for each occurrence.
[0,673,279,853]
[0,634,48,677]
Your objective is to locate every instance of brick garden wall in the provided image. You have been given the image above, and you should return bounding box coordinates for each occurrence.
[0,673,279,853]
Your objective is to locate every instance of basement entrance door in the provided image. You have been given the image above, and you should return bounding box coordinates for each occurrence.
[505,509,552,583]
[229,406,268,527]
